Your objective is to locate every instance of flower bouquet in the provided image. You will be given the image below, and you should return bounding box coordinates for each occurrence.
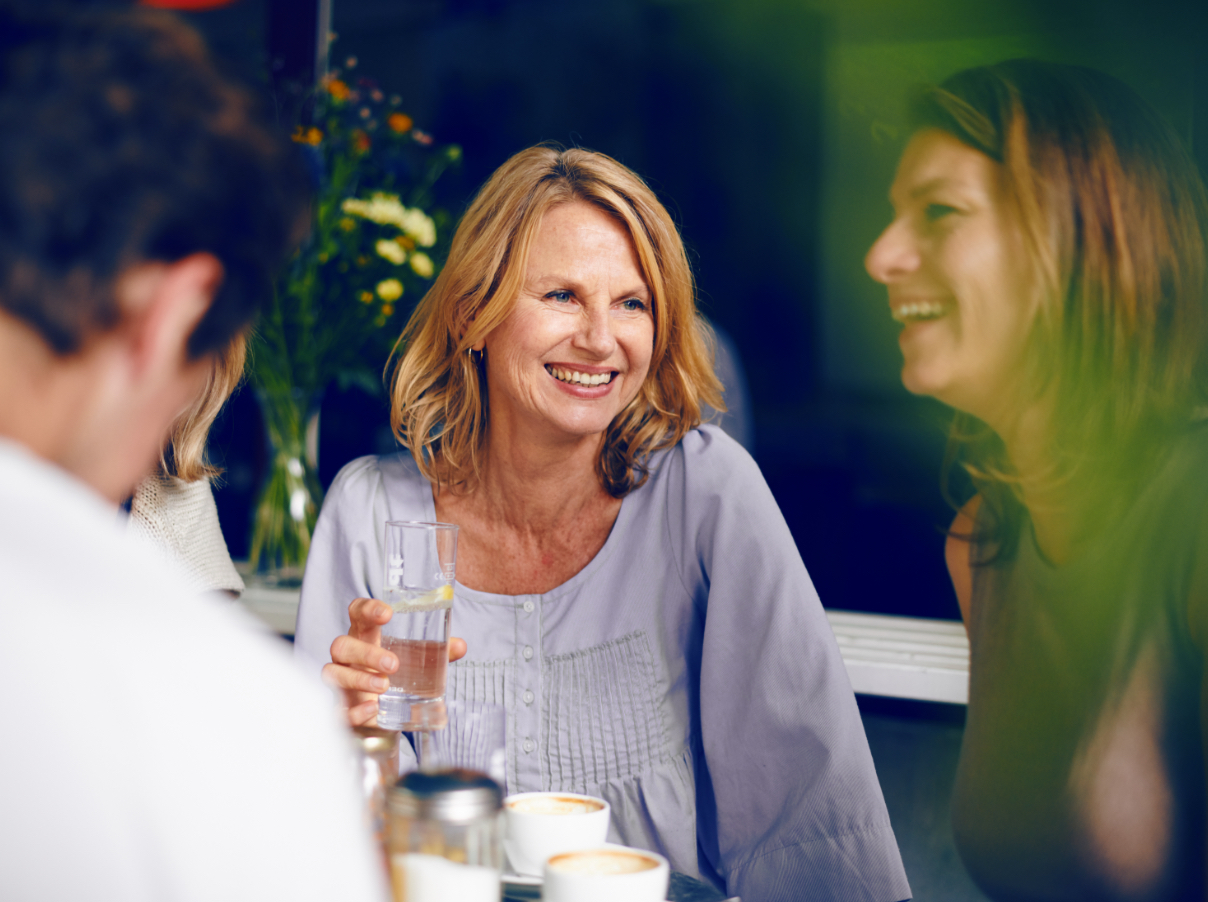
[248,57,460,581]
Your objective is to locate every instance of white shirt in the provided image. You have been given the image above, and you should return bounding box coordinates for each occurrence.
[0,438,387,902]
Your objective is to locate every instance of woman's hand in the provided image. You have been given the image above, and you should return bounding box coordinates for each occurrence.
[322,597,467,727]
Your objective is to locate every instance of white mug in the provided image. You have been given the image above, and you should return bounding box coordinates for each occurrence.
[542,844,670,902]
[502,791,610,877]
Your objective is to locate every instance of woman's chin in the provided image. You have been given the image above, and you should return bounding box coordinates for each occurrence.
[899,363,951,403]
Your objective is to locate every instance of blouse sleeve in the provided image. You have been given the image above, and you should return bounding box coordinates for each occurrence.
[294,456,392,681]
[672,427,910,902]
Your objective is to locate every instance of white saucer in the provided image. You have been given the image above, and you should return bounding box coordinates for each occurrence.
[501,870,542,900]
[502,870,541,887]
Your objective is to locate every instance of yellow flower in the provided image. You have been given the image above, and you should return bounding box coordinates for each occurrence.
[376,278,403,302]
[326,78,350,102]
[381,304,395,318]
[409,252,434,278]
[341,193,436,248]
[375,239,406,265]
[338,217,356,232]
[291,125,323,145]
[342,193,405,227]
[399,208,437,247]
[359,291,374,304]
[387,112,413,134]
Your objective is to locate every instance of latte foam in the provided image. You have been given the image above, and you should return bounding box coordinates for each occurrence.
[506,795,604,816]
[547,850,658,875]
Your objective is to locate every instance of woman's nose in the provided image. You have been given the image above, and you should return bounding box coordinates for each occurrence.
[865,221,918,284]
[574,303,617,357]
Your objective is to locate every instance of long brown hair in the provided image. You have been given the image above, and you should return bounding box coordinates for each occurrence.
[389,145,723,496]
[912,60,1208,557]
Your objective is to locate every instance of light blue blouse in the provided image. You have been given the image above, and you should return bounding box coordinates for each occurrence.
[295,426,909,902]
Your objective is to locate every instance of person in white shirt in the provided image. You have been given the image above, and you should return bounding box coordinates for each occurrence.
[0,5,387,900]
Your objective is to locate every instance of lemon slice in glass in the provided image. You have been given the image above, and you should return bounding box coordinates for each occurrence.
[389,583,454,612]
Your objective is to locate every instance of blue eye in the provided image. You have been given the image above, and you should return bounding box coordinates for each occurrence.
[622,297,647,312]
[924,204,957,222]
[546,290,573,303]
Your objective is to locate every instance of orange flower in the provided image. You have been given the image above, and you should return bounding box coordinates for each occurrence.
[291,125,323,146]
[352,129,372,153]
[387,113,413,134]
[326,78,350,102]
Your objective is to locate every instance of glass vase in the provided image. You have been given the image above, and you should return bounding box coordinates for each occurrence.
[249,387,324,586]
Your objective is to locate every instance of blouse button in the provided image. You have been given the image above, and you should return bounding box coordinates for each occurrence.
[523,738,535,754]
[523,690,535,705]
[522,645,534,661]
[522,601,535,613]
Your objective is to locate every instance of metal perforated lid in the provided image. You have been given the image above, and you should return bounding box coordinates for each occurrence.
[388,768,503,824]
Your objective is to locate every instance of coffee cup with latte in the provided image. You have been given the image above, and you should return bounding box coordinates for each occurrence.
[542,845,670,902]
[502,791,610,876]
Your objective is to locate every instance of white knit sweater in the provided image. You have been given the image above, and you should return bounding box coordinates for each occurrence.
[127,475,245,596]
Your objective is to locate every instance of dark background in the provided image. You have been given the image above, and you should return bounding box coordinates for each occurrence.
[190,0,1208,622]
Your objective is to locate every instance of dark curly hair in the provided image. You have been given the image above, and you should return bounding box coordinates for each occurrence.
[0,2,310,357]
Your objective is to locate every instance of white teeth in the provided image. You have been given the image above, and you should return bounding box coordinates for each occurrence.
[548,366,613,386]
[891,301,947,323]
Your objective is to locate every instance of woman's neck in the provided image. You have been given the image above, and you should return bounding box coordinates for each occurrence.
[434,423,622,595]
[472,425,612,532]
[994,402,1076,564]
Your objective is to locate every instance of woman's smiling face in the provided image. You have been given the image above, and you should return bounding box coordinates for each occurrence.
[865,128,1040,425]
[481,200,654,447]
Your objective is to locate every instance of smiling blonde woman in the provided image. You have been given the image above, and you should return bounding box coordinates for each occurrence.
[296,145,910,902]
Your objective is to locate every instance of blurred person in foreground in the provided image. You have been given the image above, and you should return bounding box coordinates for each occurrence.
[296,145,911,902]
[866,60,1208,900]
[0,6,387,900]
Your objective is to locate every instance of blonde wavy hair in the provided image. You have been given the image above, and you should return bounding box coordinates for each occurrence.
[390,145,723,496]
[161,331,248,481]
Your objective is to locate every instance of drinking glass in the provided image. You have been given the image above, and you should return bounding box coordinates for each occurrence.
[416,701,507,788]
[378,521,458,731]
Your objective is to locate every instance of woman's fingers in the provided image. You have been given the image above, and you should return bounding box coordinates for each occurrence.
[329,633,398,676]
[322,659,390,694]
[449,636,467,662]
[325,598,401,728]
[345,698,380,728]
[347,596,392,641]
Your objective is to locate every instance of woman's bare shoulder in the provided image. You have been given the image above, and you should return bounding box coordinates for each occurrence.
[945,496,981,627]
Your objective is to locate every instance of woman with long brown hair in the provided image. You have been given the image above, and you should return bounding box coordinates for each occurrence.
[866,60,1208,900]
[297,145,911,902]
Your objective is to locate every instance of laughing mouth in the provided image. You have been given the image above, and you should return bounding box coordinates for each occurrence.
[546,364,616,387]
[891,300,948,324]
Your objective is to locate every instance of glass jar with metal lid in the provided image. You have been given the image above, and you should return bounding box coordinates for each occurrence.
[352,725,399,858]
[387,768,503,901]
